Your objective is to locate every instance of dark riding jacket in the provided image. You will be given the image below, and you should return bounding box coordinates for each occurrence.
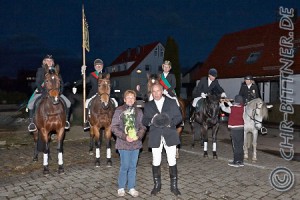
[111,104,146,150]
[239,83,260,104]
[35,66,64,95]
[142,97,182,148]
[192,76,224,98]
[160,72,176,97]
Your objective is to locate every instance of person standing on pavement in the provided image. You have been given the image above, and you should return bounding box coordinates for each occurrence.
[142,83,182,196]
[27,55,71,132]
[220,95,245,167]
[239,75,260,105]
[111,90,146,197]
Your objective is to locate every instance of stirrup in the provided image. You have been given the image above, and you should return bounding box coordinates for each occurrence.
[28,123,37,132]
[83,121,90,131]
[65,121,70,130]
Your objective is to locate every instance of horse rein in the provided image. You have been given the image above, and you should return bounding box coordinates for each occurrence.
[246,102,263,125]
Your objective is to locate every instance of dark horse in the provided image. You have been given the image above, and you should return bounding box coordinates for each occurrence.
[191,93,220,159]
[33,65,66,174]
[88,73,115,167]
[147,73,186,158]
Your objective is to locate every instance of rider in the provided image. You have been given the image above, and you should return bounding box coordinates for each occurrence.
[27,55,71,132]
[191,68,227,119]
[238,75,260,105]
[80,58,118,131]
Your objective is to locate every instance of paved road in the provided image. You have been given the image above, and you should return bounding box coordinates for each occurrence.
[0,122,299,200]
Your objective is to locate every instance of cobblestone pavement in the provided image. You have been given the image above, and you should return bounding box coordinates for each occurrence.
[0,122,300,200]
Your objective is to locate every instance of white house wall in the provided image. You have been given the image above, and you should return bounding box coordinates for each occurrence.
[218,78,244,100]
[285,74,300,105]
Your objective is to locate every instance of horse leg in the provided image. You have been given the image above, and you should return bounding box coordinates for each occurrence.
[89,135,94,155]
[176,126,182,159]
[212,123,219,159]
[33,130,39,161]
[93,127,101,167]
[43,143,50,175]
[252,131,258,162]
[105,128,112,167]
[243,131,249,160]
[202,125,208,158]
[56,129,65,174]
[191,122,195,148]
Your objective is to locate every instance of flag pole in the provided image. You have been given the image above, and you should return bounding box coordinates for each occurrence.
[82,4,86,124]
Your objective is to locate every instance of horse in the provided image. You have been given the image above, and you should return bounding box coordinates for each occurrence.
[88,73,115,167]
[32,65,67,174]
[147,73,186,158]
[243,98,268,162]
[190,93,221,159]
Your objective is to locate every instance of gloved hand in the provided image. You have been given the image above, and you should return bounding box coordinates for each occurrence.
[81,65,87,74]
[163,90,168,95]
[201,93,207,98]
[221,92,227,98]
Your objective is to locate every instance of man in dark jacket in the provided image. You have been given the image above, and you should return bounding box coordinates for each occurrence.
[27,55,71,132]
[239,75,260,104]
[142,83,182,196]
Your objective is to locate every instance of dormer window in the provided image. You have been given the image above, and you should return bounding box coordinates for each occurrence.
[228,56,236,64]
[154,47,158,56]
[246,51,261,63]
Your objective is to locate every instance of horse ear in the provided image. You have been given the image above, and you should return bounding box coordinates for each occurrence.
[158,74,161,79]
[55,64,60,74]
[105,73,110,79]
[98,74,103,79]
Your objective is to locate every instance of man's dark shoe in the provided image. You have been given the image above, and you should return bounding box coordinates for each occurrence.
[228,161,240,168]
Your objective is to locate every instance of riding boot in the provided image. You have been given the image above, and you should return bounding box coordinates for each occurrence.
[28,109,37,132]
[65,107,70,130]
[83,108,90,131]
[151,165,161,196]
[169,165,181,196]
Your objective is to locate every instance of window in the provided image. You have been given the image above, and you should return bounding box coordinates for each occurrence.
[246,52,261,63]
[112,66,116,72]
[154,47,158,56]
[160,49,164,57]
[228,56,236,64]
[145,65,150,71]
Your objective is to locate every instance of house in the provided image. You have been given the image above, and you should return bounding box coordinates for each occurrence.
[193,17,300,104]
[107,42,165,101]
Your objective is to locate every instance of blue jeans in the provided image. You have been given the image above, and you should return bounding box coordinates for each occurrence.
[118,149,139,190]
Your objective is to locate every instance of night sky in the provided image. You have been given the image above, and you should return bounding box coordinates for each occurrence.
[1,0,299,82]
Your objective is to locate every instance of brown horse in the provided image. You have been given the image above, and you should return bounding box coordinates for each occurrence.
[33,65,66,174]
[88,73,115,167]
[147,73,186,158]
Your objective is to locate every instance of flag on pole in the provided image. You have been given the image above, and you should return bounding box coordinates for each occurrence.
[83,9,90,52]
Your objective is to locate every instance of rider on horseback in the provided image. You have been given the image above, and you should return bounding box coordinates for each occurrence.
[80,59,118,131]
[27,55,71,132]
[191,68,226,121]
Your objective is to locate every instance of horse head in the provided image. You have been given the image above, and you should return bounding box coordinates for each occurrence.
[205,94,221,124]
[245,98,268,130]
[147,73,161,100]
[97,73,111,108]
[44,72,61,105]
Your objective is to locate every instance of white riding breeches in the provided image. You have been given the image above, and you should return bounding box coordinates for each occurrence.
[164,93,180,106]
[85,95,118,108]
[152,137,177,167]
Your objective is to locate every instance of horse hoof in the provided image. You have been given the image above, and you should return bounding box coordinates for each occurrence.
[33,157,38,162]
[43,166,49,175]
[89,151,94,156]
[106,160,112,167]
[203,153,208,158]
[213,155,218,159]
[252,160,257,163]
[95,161,100,167]
[58,165,64,174]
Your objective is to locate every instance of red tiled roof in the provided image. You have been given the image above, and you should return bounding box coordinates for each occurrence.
[197,18,300,79]
[110,41,160,77]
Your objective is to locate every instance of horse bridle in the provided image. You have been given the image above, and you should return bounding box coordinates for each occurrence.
[44,73,61,97]
[246,102,263,127]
